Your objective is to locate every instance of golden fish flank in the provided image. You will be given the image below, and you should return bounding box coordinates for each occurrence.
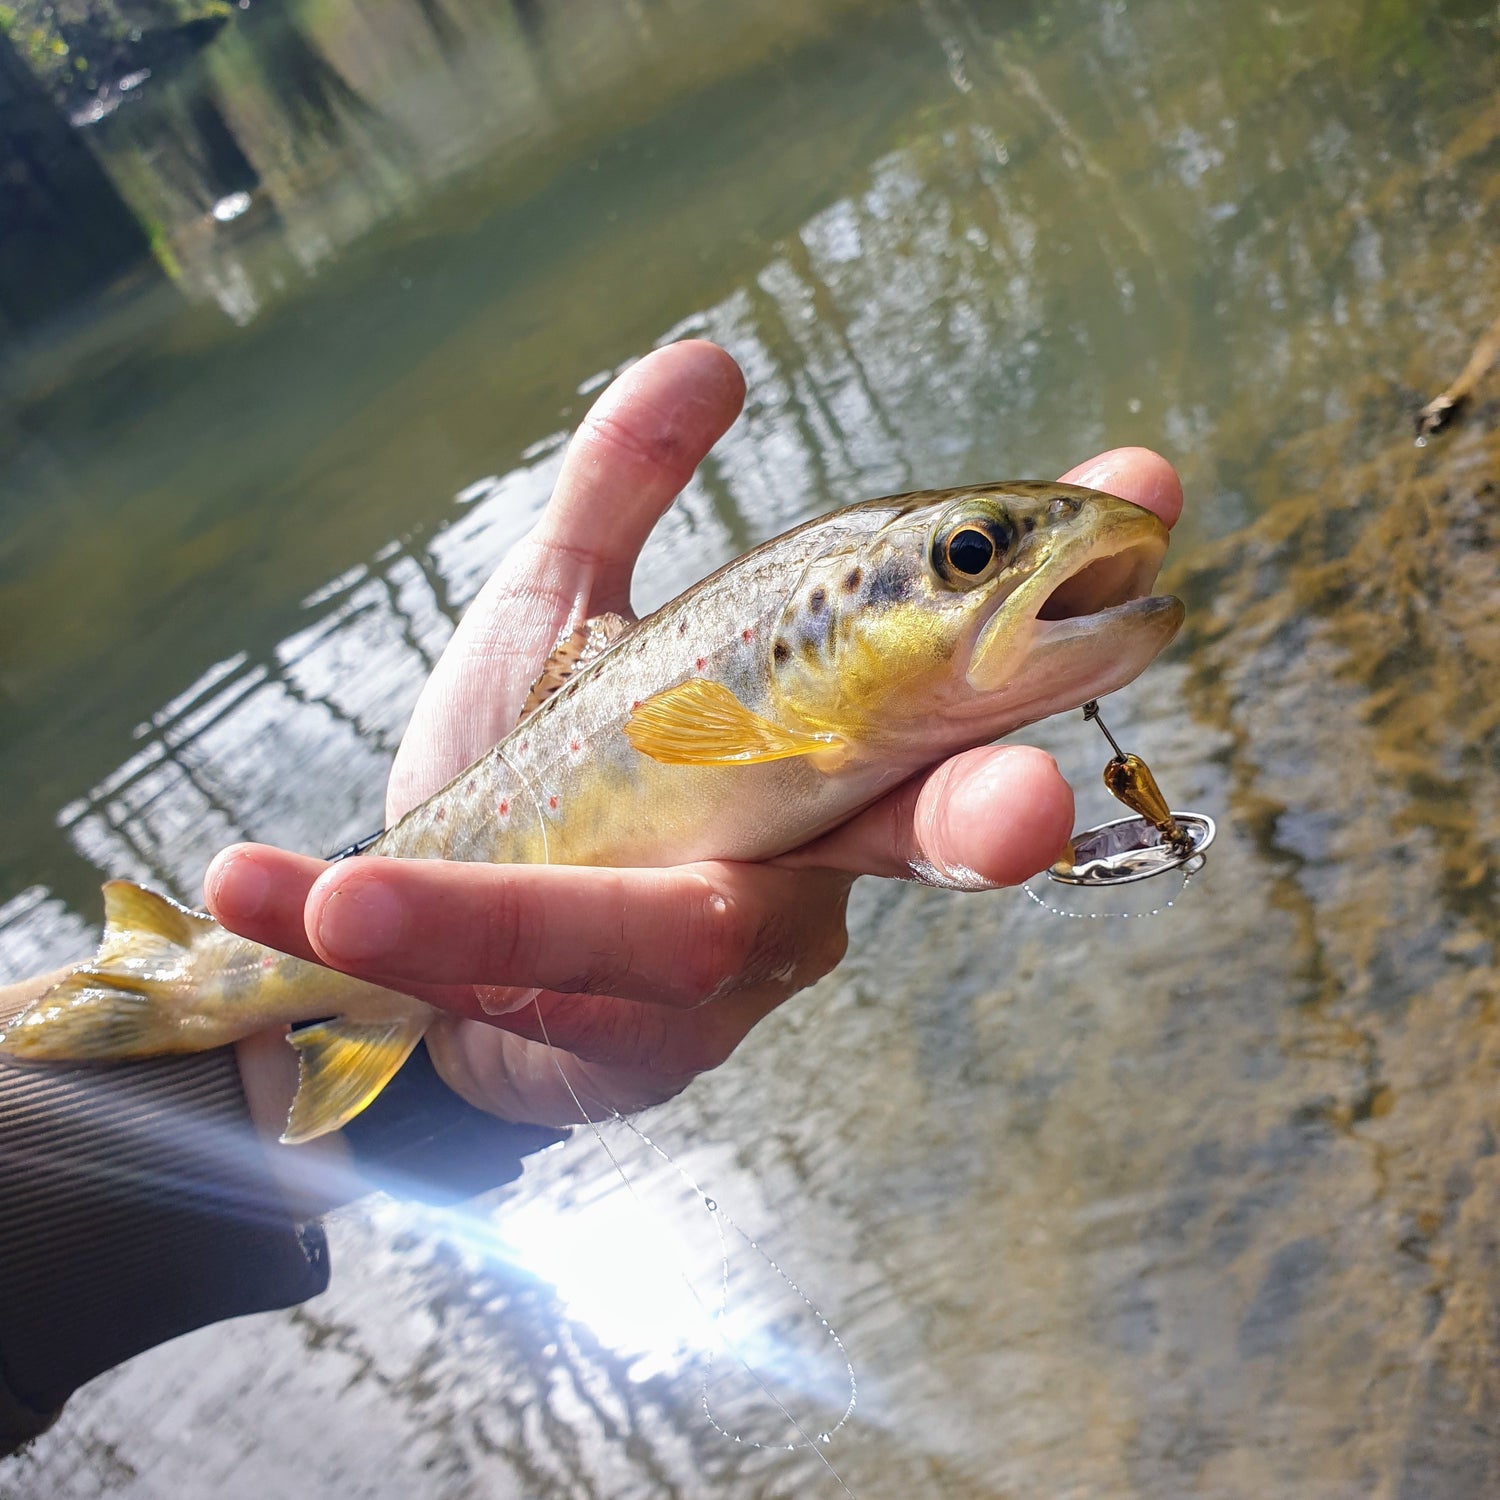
[0,482,1182,1141]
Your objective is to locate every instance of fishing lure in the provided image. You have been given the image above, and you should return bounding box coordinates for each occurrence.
[1027,698,1215,916]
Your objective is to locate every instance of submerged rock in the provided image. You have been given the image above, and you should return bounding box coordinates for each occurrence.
[1165,378,1500,1497]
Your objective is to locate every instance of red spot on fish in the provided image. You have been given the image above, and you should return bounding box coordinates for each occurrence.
[742,627,754,642]
[569,738,581,754]
[695,656,707,671]
[498,798,510,816]
[466,780,476,795]
[261,955,274,971]
[519,738,529,753]
[434,807,446,821]
[548,794,559,810]
[631,699,641,711]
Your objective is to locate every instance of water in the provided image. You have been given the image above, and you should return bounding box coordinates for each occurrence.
[2,0,1499,1493]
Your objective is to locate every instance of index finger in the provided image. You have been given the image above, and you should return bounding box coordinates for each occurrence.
[388,341,746,814]
[532,339,747,616]
[204,839,848,1014]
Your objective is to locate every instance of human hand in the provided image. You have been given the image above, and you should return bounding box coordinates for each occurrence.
[207,341,1183,1132]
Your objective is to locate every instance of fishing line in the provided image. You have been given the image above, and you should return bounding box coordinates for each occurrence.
[346,712,853,1484]
[529,999,860,1498]
[1022,867,1193,918]
[494,663,858,1484]
[499,745,550,866]
[611,1117,858,1454]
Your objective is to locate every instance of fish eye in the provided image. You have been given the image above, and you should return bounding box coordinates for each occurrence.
[931,508,1016,586]
[946,527,994,575]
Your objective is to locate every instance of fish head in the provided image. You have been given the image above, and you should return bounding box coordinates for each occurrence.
[769,481,1183,746]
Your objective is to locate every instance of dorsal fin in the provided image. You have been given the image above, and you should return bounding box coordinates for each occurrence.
[520,612,632,720]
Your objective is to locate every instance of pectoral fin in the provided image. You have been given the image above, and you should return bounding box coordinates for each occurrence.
[282,1015,427,1144]
[624,679,848,766]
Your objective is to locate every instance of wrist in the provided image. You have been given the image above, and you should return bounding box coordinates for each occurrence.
[235,1028,367,1217]
[238,1023,567,1208]
[0,1019,329,1429]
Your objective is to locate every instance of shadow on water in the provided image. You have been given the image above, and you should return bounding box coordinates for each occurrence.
[409,0,468,64]
[2,0,1500,1494]
[0,29,165,335]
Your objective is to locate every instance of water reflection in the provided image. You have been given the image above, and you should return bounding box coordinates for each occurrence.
[73,0,920,324]
[4,0,1500,1494]
[40,441,554,909]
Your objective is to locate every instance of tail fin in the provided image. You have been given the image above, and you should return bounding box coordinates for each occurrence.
[0,881,219,1059]
[2,879,432,1143]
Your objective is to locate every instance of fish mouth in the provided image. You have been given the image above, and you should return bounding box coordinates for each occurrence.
[968,500,1182,694]
[1035,537,1167,624]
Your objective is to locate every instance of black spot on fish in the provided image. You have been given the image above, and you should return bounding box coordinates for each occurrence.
[808,586,827,613]
[866,558,914,606]
[842,567,863,593]
[773,639,791,664]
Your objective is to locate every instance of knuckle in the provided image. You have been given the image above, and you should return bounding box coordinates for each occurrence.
[585,1000,720,1084]
[599,999,653,1066]
[474,879,537,980]
[743,874,852,995]
[572,869,638,994]
[583,410,690,483]
[657,1022,736,1080]
[742,909,801,991]
[560,963,626,997]
[885,777,925,868]
[805,917,850,983]
[579,410,654,470]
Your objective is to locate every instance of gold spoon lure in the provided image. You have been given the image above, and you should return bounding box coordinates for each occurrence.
[1046,700,1215,888]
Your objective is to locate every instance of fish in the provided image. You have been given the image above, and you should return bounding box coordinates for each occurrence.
[0,482,1182,1142]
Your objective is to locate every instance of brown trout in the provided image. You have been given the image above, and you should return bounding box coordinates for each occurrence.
[0,483,1182,1141]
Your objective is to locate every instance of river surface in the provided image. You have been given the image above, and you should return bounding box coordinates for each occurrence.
[2,0,1499,1495]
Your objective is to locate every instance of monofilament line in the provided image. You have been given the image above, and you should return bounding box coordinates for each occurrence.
[618,1120,857,1452]
[530,998,859,1498]
[1023,871,1193,918]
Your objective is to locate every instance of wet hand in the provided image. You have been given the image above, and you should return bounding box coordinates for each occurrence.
[207,340,1182,1127]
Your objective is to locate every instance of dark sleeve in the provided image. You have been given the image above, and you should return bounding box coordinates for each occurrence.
[0,1047,329,1452]
[0,1038,568,1453]
[338,1038,568,1205]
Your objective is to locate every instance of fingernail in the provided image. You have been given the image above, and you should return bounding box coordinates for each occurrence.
[1067,457,1119,492]
[315,879,404,963]
[210,854,271,922]
[474,986,542,1016]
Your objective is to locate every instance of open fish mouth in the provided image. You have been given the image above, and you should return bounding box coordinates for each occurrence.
[1036,535,1169,623]
[1025,492,1173,628]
